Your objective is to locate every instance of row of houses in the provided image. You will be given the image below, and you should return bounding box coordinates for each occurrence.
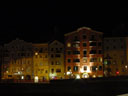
[0,27,128,82]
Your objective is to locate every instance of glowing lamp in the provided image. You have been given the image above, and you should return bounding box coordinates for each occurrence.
[76,75,80,79]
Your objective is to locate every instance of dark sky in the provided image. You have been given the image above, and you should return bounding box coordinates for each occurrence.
[0,1,126,45]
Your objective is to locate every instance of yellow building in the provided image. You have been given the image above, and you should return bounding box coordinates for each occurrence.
[48,40,64,80]
[2,38,34,80]
[32,43,49,82]
[104,37,128,76]
[1,39,65,82]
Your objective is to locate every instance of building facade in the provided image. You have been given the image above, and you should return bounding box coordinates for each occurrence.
[65,27,103,79]
[32,43,49,82]
[1,39,64,82]
[48,40,64,80]
[1,39,34,80]
[103,37,128,76]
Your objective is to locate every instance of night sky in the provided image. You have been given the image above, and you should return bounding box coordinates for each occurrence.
[0,1,126,45]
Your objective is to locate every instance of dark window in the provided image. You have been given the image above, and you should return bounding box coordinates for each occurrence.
[90,50,97,54]
[99,50,102,54]
[73,66,78,72]
[113,46,116,49]
[98,42,102,46]
[55,54,61,57]
[67,59,71,63]
[67,66,71,71]
[51,48,54,51]
[73,59,80,62]
[106,46,109,50]
[84,66,87,71]
[51,61,54,65]
[91,66,97,72]
[39,48,43,53]
[99,66,102,71]
[51,69,54,73]
[73,51,80,55]
[56,69,61,73]
[67,51,71,55]
[83,35,86,39]
[90,58,97,62]
[90,42,96,46]
[51,54,54,58]
[83,50,87,57]
[83,43,87,47]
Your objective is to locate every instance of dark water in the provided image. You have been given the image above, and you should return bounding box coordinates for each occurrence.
[1,77,128,96]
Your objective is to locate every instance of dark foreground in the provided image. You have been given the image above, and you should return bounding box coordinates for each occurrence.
[1,77,128,96]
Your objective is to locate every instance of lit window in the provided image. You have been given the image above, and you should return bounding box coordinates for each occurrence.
[67,43,71,47]
[73,66,78,72]
[35,52,38,55]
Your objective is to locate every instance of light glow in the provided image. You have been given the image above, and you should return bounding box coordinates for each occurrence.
[76,74,80,79]
[21,76,24,79]
[34,76,39,83]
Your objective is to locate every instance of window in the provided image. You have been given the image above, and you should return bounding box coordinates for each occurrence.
[98,42,102,46]
[73,36,79,41]
[106,46,109,50]
[83,58,87,63]
[39,48,43,53]
[90,50,97,54]
[99,50,102,54]
[90,42,96,46]
[73,59,80,63]
[84,66,87,71]
[73,43,80,47]
[113,46,116,49]
[91,66,97,72]
[56,69,61,73]
[67,51,71,55]
[67,59,71,63]
[99,66,102,71]
[90,58,97,62]
[73,51,80,55]
[67,66,71,71]
[83,43,87,47]
[51,69,54,73]
[55,54,61,57]
[83,35,86,39]
[67,43,71,47]
[51,61,54,65]
[51,48,54,51]
[83,50,87,57]
[56,61,61,65]
[73,66,78,72]
[51,54,54,58]
[40,55,42,58]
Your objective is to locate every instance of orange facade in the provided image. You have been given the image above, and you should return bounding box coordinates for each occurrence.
[65,27,103,79]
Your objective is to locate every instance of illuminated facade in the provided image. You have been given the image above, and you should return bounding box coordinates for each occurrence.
[48,40,64,80]
[2,39,34,80]
[33,43,49,82]
[104,37,128,76]
[1,39,64,82]
[65,27,103,79]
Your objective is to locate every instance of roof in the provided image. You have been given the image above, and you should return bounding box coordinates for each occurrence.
[64,27,103,36]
